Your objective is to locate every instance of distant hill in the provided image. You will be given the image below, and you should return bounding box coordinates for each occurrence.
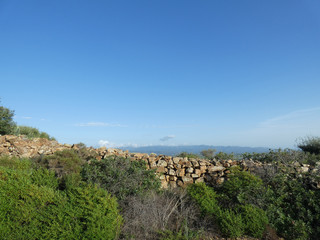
[119,145,271,156]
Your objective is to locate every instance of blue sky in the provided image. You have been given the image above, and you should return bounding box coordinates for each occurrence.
[1,0,320,148]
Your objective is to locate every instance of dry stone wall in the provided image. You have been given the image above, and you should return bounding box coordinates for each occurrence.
[1,135,320,189]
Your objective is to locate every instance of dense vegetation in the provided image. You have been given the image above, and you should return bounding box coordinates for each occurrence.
[0,155,122,239]
[0,144,319,239]
[1,103,320,239]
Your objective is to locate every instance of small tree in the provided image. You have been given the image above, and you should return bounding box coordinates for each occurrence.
[0,104,16,135]
[200,149,216,160]
[297,136,320,155]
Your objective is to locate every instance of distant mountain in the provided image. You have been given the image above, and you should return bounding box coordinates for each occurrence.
[119,145,271,156]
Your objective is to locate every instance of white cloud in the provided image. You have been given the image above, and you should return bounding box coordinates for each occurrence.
[160,135,176,141]
[75,122,127,127]
[22,116,32,119]
[98,140,116,148]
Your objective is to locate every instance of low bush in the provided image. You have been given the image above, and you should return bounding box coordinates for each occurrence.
[0,164,122,240]
[34,149,84,178]
[81,155,160,201]
[237,204,268,238]
[176,152,200,159]
[188,174,269,239]
[65,183,123,239]
[187,182,219,216]
[214,151,235,160]
[0,155,31,170]
[242,148,320,165]
[219,166,265,207]
[298,136,320,155]
[16,125,55,140]
[263,173,320,240]
[72,142,99,161]
[30,167,59,189]
[216,208,244,238]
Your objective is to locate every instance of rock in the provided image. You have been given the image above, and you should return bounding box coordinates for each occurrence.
[186,167,194,173]
[208,166,225,172]
[169,181,177,188]
[169,176,177,181]
[195,177,204,183]
[173,157,181,164]
[157,160,168,167]
[161,180,168,189]
[168,169,176,176]
[176,168,185,177]
[156,166,166,173]
[182,176,193,185]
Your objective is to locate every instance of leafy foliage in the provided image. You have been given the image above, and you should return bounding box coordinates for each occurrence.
[176,152,200,159]
[298,136,320,155]
[0,104,16,135]
[219,166,264,206]
[216,208,244,238]
[188,172,269,239]
[34,149,84,178]
[263,173,320,240]
[0,159,122,240]
[188,182,219,216]
[200,148,216,160]
[0,155,32,170]
[242,148,320,165]
[214,151,235,160]
[16,125,55,140]
[81,155,160,200]
[237,204,268,238]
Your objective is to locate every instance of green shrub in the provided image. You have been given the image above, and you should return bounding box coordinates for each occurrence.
[216,208,244,238]
[264,173,320,240]
[0,165,122,240]
[0,155,32,170]
[242,148,320,165]
[30,167,59,189]
[0,167,61,239]
[298,136,320,155]
[220,166,264,206]
[73,143,98,161]
[81,156,160,200]
[215,151,235,160]
[189,176,269,239]
[65,183,123,239]
[34,149,84,178]
[159,227,201,240]
[176,152,200,159]
[187,182,219,216]
[200,149,216,160]
[237,204,268,238]
[16,125,55,140]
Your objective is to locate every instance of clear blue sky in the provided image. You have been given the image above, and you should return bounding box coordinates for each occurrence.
[1,0,320,148]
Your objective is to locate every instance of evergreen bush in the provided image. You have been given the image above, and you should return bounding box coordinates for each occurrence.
[81,155,160,200]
